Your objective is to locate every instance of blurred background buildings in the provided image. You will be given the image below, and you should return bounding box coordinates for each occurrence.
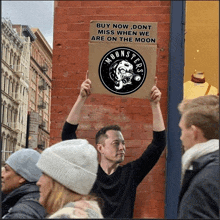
[1,18,52,164]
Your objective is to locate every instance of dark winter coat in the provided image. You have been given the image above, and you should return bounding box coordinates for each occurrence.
[2,182,46,219]
[178,150,219,219]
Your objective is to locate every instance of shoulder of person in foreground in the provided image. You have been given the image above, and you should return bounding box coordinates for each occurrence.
[3,197,46,219]
[48,200,103,219]
[178,152,219,219]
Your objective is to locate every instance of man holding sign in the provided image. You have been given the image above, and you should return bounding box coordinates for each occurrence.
[61,74,166,218]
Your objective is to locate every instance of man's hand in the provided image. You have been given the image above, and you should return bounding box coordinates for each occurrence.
[66,72,91,124]
[80,79,91,98]
[80,71,91,98]
[149,77,165,131]
[150,77,161,104]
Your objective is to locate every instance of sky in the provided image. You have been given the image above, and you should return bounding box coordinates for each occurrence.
[2,1,54,48]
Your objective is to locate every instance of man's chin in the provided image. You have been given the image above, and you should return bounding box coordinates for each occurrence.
[1,188,7,194]
[116,157,124,164]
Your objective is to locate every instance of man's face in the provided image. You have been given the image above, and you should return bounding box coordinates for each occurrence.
[37,173,53,208]
[1,164,25,194]
[179,116,195,151]
[101,130,126,164]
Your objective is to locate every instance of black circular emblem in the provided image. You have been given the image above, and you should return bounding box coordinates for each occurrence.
[99,47,147,95]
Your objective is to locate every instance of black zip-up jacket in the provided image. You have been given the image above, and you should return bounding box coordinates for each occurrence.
[2,182,46,219]
[62,122,166,218]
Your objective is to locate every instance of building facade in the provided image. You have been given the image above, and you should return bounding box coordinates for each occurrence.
[1,19,53,164]
[1,18,35,164]
[28,28,52,151]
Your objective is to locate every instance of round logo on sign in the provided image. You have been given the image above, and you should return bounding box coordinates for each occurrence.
[99,47,147,95]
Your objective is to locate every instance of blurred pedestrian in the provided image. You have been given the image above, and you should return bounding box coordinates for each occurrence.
[1,149,46,219]
[36,139,103,218]
[177,95,219,218]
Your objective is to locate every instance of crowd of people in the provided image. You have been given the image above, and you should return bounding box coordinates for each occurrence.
[1,75,219,219]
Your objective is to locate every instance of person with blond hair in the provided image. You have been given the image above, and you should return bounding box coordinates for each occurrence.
[177,95,219,219]
[36,139,103,219]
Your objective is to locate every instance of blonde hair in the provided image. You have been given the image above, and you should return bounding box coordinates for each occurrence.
[178,95,219,140]
[178,95,219,114]
[44,176,102,215]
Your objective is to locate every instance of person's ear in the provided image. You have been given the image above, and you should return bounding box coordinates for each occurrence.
[191,125,201,140]
[18,177,26,185]
[97,143,104,154]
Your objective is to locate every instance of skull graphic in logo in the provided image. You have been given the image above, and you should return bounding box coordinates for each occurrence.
[99,47,147,95]
[109,60,141,90]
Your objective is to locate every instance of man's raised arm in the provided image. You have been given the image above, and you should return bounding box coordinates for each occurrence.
[66,78,91,124]
[149,79,165,132]
[62,77,91,140]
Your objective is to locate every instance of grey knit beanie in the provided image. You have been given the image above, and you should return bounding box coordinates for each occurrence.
[36,139,98,195]
[6,148,42,182]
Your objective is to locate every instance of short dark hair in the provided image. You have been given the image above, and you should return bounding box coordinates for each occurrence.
[95,125,121,145]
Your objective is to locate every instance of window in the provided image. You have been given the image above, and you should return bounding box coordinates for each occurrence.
[17,59,20,71]
[1,136,6,162]
[15,84,19,94]
[13,140,16,152]
[6,138,11,160]
[5,138,8,160]
[4,76,7,92]
[8,79,10,94]
[1,104,4,123]
[2,73,5,90]
[13,55,16,67]
[1,43,4,59]
[8,80,13,96]
[8,107,12,125]
[19,108,21,123]
[31,88,36,102]
[11,81,14,95]
[14,111,17,124]
[5,46,8,62]
[32,71,36,82]
[184,1,219,98]
[10,50,13,66]
[6,106,8,123]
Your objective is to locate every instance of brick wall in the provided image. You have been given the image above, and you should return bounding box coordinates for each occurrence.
[51,1,170,218]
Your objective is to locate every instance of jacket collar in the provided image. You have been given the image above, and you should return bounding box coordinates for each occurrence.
[2,182,38,205]
[181,139,219,183]
[178,150,219,208]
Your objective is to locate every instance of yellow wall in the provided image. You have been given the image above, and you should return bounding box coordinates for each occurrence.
[184,1,219,89]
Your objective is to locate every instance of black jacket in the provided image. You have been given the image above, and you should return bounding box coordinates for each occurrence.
[178,150,219,219]
[2,182,46,219]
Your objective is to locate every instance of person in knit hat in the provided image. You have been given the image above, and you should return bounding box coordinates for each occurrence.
[36,139,103,219]
[177,95,219,219]
[1,148,46,219]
